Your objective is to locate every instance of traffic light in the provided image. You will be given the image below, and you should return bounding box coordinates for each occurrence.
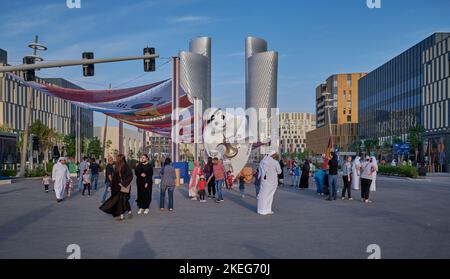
[82,52,94,76]
[143,47,155,72]
[23,56,36,81]
[32,136,40,151]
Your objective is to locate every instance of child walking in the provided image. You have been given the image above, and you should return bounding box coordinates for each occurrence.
[238,171,246,198]
[42,172,51,193]
[226,171,234,190]
[82,169,91,196]
[198,176,207,202]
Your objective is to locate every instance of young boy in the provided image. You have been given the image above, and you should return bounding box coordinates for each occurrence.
[198,176,207,203]
[82,169,91,196]
[42,172,51,193]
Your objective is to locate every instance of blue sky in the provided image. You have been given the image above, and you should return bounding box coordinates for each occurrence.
[1,0,449,128]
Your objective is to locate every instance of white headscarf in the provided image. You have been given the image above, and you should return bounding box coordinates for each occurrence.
[371,156,378,168]
[352,156,360,170]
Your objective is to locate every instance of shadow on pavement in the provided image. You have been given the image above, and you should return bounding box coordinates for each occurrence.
[224,190,256,213]
[119,231,156,259]
[243,243,278,259]
[0,204,54,243]
[0,188,27,196]
[177,186,191,199]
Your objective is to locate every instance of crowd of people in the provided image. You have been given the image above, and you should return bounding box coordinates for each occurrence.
[286,153,379,203]
[45,149,379,221]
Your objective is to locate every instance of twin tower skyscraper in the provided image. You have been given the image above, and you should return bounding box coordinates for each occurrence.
[179,36,278,116]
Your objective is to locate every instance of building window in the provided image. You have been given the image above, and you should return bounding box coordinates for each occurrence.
[347,115,351,122]
[343,108,346,115]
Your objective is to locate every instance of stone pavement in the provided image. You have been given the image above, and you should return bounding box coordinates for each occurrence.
[0,174,449,259]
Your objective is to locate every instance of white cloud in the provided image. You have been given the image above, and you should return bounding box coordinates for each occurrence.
[167,16,212,23]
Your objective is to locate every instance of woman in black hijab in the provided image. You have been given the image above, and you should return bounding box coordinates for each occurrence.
[299,159,310,189]
[135,154,153,215]
[100,154,133,221]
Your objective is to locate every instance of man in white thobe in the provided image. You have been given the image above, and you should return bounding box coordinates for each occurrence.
[52,157,71,202]
[257,150,282,215]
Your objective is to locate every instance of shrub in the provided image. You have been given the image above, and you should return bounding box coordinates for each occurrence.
[378,165,418,179]
[46,161,55,173]
[1,169,17,177]
[25,167,46,177]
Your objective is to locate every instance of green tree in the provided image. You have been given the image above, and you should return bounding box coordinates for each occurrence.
[88,138,102,159]
[106,139,112,150]
[408,126,425,162]
[63,134,76,158]
[29,121,59,169]
[392,136,402,145]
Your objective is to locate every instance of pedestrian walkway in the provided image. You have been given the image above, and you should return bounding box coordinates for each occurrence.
[0,174,449,258]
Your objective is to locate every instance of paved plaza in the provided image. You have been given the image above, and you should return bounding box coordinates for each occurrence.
[0,174,449,259]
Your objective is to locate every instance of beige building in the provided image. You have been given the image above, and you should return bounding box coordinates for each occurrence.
[94,126,171,160]
[279,112,316,154]
[307,73,366,154]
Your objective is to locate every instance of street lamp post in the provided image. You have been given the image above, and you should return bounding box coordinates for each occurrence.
[19,36,46,177]
[323,92,337,153]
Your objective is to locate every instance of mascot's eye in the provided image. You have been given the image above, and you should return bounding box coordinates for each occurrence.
[222,115,225,120]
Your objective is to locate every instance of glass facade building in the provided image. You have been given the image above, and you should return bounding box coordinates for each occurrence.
[358,32,450,171]
[359,33,449,141]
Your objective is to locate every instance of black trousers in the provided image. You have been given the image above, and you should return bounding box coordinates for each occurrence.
[342,175,352,198]
[82,183,91,195]
[44,184,49,191]
[198,189,206,200]
[207,177,216,196]
[360,178,372,200]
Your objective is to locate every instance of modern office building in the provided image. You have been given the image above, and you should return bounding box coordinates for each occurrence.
[245,37,278,118]
[358,32,450,171]
[306,73,366,154]
[245,37,278,155]
[0,48,93,140]
[315,83,327,128]
[279,112,316,154]
[422,34,450,172]
[42,78,93,139]
[180,37,211,112]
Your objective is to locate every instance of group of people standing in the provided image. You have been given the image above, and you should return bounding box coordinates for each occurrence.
[100,154,175,221]
[350,155,378,203]
[188,157,225,203]
[283,152,379,204]
[313,153,378,203]
[289,159,312,189]
[185,151,283,216]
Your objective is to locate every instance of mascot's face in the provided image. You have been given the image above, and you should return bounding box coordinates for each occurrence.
[203,109,252,179]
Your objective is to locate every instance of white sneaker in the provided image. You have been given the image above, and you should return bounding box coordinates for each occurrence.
[143,209,150,215]
[137,209,144,215]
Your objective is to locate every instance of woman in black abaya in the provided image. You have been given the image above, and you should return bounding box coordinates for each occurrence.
[135,154,153,215]
[100,154,133,221]
[299,159,310,189]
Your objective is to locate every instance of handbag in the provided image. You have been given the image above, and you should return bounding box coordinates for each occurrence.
[118,172,130,193]
[120,185,130,193]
